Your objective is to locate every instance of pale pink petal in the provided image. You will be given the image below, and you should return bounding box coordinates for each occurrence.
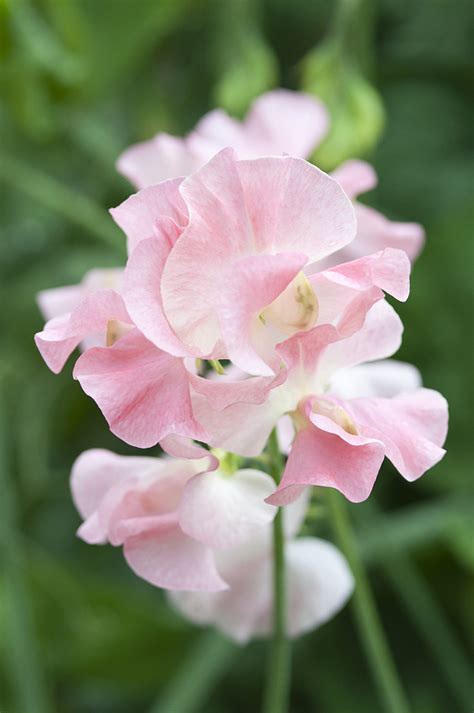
[267,419,385,505]
[161,148,251,353]
[70,448,158,519]
[329,360,422,400]
[317,300,404,384]
[35,290,130,374]
[276,323,340,376]
[37,285,83,322]
[81,268,124,293]
[159,435,219,466]
[346,388,448,481]
[189,109,246,157]
[124,527,227,591]
[190,371,298,457]
[256,538,354,638]
[331,160,378,199]
[73,329,207,448]
[319,247,411,302]
[116,133,198,190]
[276,415,295,455]
[179,469,276,549]
[243,89,329,158]
[168,559,269,642]
[235,155,356,258]
[189,368,283,412]
[161,151,356,355]
[123,236,192,356]
[326,203,425,268]
[169,531,352,642]
[217,252,307,375]
[110,177,187,253]
[283,488,311,538]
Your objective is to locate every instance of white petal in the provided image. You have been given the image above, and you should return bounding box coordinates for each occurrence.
[179,469,276,549]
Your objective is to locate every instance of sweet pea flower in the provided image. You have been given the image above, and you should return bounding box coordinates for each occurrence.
[115,148,413,377]
[117,89,329,189]
[192,300,448,503]
[117,91,424,266]
[168,491,354,642]
[34,267,207,449]
[71,448,277,591]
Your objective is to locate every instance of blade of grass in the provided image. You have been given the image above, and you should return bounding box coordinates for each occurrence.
[0,152,124,252]
[151,630,236,713]
[355,501,474,709]
[0,373,52,713]
[327,490,411,713]
[358,495,474,564]
[384,557,474,710]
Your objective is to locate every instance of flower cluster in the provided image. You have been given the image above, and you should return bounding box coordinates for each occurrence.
[35,90,447,641]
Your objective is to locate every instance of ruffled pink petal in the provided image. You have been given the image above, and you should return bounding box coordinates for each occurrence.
[276,322,340,376]
[235,155,356,258]
[353,203,425,263]
[161,148,251,353]
[71,448,158,519]
[123,236,192,356]
[329,360,422,400]
[123,527,227,591]
[116,133,198,190]
[35,290,131,374]
[217,252,307,375]
[243,89,329,158]
[267,417,385,505]
[325,203,425,268]
[110,177,187,253]
[159,434,219,466]
[73,329,207,448]
[161,150,356,354]
[317,247,411,303]
[331,160,378,199]
[345,388,448,481]
[189,368,284,412]
[190,378,291,457]
[179,469,276,549]
[317,299,404,384]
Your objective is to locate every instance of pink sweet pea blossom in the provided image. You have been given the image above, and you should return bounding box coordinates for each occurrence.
[117,89,329,189]
[34,268,206,449]
[117,91,424,266]
[71,448,277,591]
[115,148,412,377]
[35,149,413,451]
[192,300,448,503]
[169,491,354,642]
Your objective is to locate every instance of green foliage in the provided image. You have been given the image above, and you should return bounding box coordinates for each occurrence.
[0,1,472,712]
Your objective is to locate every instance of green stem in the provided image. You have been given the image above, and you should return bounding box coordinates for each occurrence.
[327,491,411,713]
[262,430,291,713]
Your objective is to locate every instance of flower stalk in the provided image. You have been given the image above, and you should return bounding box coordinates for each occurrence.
[262,430,291,713]
[327,490,411,713]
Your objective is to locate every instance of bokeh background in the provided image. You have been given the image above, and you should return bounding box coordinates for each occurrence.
[1,1,473,712]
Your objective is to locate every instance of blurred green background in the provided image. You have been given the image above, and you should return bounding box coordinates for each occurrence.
[1,1,473,712]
